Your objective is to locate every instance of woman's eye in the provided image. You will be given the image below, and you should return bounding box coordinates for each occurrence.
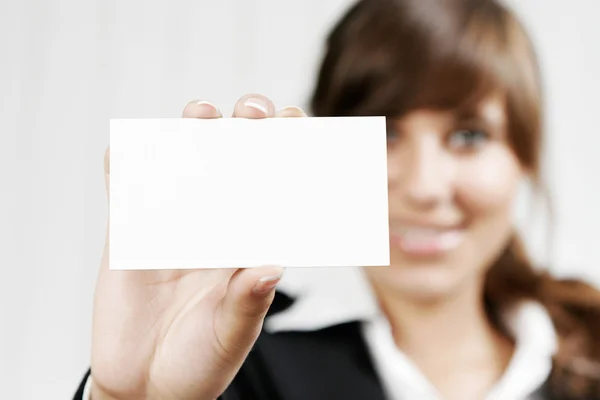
[447,129,489,150]
[386,126,401,143]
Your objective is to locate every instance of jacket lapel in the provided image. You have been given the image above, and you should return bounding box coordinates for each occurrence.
[253,321,387,400]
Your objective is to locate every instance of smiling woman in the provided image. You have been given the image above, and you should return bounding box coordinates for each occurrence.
[310,0,600,397]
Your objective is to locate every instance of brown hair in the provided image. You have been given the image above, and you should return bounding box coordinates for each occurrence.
[310,0,600,397]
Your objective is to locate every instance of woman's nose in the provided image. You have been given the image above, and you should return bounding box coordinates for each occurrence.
[388,136,452,210]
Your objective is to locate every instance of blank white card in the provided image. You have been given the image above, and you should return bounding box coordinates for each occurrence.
[109,117,390,270]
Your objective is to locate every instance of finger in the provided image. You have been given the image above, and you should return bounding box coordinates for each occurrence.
[182,100,222,119]
[232,93,276,118]
[214,265,284,354]
[275,105,307,118]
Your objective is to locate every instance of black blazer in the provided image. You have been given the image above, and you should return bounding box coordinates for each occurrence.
[73,292,592,400]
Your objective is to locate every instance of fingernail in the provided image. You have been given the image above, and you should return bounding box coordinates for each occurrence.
[195,100,220,113]
[252,274,282,294]
[244,97,269,114]
[278,106,306,117]
[193,100,221,117]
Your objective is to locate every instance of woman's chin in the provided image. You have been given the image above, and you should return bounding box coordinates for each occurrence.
[365,262,466,302]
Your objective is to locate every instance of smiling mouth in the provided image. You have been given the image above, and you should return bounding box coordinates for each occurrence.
[389,226,465,256]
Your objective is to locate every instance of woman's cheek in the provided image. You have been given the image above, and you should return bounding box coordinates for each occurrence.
[456,145,523,212]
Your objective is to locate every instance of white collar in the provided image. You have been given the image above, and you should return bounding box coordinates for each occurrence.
[265,266,558,400]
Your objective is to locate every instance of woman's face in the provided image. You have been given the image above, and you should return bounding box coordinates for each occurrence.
[365,95,525,301]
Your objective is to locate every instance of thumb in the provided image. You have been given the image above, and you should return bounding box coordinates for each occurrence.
[214,266,284,357]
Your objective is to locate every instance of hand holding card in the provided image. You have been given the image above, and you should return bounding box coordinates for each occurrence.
[90,94,388,400]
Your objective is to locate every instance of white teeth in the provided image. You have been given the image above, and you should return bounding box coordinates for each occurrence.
[392,229,464,252]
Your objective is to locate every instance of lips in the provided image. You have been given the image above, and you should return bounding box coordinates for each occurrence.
[390,226,465,255]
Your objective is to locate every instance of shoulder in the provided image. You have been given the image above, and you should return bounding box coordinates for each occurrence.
[534,275,600,398]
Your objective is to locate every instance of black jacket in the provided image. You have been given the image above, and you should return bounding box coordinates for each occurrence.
[73,292,593,400]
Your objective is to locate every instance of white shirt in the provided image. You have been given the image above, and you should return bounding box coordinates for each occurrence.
[83,266,558,400]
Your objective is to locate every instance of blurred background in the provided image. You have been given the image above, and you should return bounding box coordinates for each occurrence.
[1,0,599,398]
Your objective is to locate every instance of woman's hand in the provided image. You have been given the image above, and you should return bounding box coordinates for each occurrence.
[90,94,306,400]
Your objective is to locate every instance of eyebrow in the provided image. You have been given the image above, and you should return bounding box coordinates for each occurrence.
[453,111,505,130]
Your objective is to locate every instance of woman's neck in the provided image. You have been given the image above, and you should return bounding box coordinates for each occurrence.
[370,278,514,400]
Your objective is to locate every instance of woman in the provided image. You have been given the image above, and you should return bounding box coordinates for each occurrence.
[75,0,600,399]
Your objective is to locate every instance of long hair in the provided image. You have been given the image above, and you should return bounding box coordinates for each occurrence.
[310,0,600,396]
